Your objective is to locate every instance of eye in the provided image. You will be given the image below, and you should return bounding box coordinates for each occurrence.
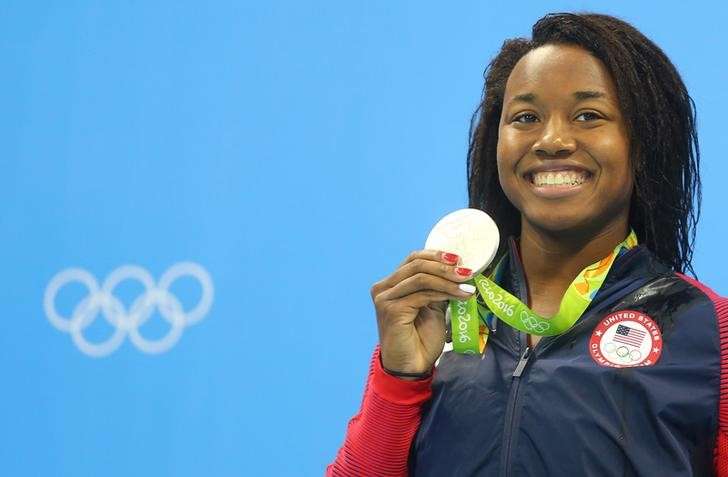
[575,111,602,121]
[512,112,539,123]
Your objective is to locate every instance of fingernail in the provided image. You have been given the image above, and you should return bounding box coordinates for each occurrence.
[455,267,472,277]
[442,252,459,263]
[458,284,476,294]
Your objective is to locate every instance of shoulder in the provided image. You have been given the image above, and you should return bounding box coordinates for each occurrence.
[621,245,724,322]
[676,273,727,304]
[674,273,728,324]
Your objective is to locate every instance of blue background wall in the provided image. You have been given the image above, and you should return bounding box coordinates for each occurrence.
[2,1,726,475]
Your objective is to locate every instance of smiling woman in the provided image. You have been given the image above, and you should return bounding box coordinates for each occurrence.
[498,44,633,234]
[328,12,726,477]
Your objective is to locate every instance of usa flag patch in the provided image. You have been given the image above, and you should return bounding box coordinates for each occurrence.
[589,310,662,368]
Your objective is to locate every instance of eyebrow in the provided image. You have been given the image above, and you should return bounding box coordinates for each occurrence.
[510,90,607,104]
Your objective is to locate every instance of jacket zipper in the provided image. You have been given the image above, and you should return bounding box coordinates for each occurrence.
[498,238,532,477]
[499,344,533,477]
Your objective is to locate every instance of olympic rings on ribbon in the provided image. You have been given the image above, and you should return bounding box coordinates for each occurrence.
[43,262,214,357]
[520,313,550,334]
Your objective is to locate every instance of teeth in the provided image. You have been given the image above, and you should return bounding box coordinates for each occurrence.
[532,170,588,187]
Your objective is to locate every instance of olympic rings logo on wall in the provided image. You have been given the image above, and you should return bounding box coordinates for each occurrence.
[43,262,214,357]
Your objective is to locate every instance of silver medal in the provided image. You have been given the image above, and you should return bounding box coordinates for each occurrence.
[424,208,500,275]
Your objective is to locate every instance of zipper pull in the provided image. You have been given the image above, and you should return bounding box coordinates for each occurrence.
[513,346,532,377]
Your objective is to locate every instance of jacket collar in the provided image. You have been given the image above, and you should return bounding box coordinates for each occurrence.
[503,238,671,298]
[489,238,671,350]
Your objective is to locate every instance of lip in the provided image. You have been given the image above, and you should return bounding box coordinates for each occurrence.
[527,179,590,199]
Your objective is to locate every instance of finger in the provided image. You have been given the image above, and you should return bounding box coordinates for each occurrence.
[386,257,473,290]
[394,289,472,310]
[379,273,476,302]
[372,250,466,297]
[397,249,461,269]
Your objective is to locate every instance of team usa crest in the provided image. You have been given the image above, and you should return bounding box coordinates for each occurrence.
[589,310,662,368]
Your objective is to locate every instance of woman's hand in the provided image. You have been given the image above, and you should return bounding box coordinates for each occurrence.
[371,250,476,375]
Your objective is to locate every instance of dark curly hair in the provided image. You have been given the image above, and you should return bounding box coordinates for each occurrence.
[467,12,701,275]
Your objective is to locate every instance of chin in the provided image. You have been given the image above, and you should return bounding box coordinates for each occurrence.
[521,208,599,236]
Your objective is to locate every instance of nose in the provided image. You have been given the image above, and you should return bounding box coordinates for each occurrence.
[531,116,576,157]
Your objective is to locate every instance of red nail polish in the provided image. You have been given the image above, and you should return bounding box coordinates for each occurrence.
[442,252,459,263]
[455,267,472,276]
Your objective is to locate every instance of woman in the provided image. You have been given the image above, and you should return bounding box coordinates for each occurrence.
[328,12,727,476]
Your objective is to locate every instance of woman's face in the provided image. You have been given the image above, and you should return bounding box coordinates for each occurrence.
[497,43,633,236]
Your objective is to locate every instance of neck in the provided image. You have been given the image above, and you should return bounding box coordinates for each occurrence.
[518,218,630,316]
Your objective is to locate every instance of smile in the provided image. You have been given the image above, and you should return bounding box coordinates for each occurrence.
[524,168,593,198]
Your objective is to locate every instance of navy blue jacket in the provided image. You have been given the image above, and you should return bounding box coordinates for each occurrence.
[409,242,723,476]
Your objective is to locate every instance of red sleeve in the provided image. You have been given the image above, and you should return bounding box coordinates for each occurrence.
[677,273,728,476]
[325,345,434,477]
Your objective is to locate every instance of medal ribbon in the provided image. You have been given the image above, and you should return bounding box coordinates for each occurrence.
[449,230,638,354]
